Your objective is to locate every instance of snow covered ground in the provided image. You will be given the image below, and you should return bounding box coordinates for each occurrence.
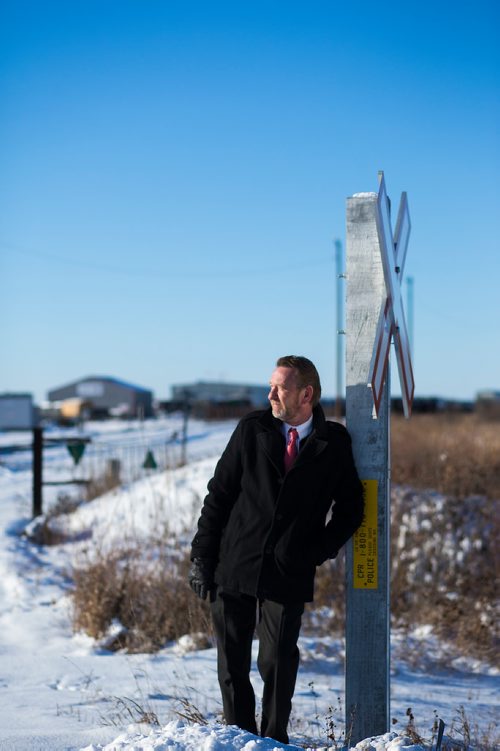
[0,418,498,750]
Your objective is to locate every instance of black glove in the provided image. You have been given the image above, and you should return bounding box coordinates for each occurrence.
[188,557,216,600]
[314,536,338,566]
[315,548,338,566]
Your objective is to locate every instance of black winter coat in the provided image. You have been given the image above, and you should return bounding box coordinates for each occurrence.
[190,405,364,603]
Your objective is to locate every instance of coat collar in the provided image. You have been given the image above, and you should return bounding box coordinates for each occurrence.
[256,405,329,474]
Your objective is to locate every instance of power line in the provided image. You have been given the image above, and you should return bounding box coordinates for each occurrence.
[1,241,333,279]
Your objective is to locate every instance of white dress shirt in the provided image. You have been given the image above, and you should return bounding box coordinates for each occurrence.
[282,414,313,451]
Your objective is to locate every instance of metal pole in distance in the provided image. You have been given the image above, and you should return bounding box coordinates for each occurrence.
[181,390,190,467]
[406,276,414,358]
[32,426,43,518]
[345,193,390,744]
[335,239,344,419]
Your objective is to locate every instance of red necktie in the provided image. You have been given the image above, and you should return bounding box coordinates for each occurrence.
[284,428,299,472]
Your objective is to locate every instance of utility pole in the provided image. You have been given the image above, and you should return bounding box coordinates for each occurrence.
[180,389,191,466]
[335,239,345,419]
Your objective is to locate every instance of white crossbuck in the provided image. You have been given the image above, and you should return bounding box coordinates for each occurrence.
[368,172,415,418]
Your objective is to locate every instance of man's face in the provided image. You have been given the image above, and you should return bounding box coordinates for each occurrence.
[268,366,312,425]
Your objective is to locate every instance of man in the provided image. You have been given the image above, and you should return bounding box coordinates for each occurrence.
[189,355,363,744]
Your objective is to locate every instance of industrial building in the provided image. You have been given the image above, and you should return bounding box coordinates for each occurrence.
[171,381,269,408]
[48,376,154,419]
[476,390,500,420]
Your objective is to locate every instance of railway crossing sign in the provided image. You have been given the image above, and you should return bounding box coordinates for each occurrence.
[345,173,415,744]
[368,171,414,417]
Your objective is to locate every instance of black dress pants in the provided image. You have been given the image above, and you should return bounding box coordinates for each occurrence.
[211,589,304,744]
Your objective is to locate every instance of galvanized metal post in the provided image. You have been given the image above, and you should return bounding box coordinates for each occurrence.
[32,426,43,517]
[335,239,344,419]
[345,192,391,744]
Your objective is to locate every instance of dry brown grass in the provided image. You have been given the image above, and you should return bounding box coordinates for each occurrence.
[24,493,83,545]
[72,545,212,652]
[304,556,346,635]
[391,413,500,500]
[389,413,499,665]
[390,487,499,665]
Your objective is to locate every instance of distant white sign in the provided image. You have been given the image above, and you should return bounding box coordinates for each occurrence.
[0,395,34,430]
[76,381,105,398]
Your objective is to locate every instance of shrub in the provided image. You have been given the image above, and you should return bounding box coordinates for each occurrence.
[72,545,212,652]
[391,487,498,666]
[24,493,83,546]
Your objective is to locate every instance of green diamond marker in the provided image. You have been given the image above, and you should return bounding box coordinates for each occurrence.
[67,442,86,465]
[143,449,157,470]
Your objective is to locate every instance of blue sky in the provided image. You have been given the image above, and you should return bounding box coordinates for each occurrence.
[1,0,499,405]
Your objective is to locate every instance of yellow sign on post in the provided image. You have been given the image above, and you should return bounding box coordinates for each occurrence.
[353,480,378,589]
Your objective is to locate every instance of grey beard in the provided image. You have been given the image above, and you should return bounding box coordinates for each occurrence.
[271,404,288,421]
